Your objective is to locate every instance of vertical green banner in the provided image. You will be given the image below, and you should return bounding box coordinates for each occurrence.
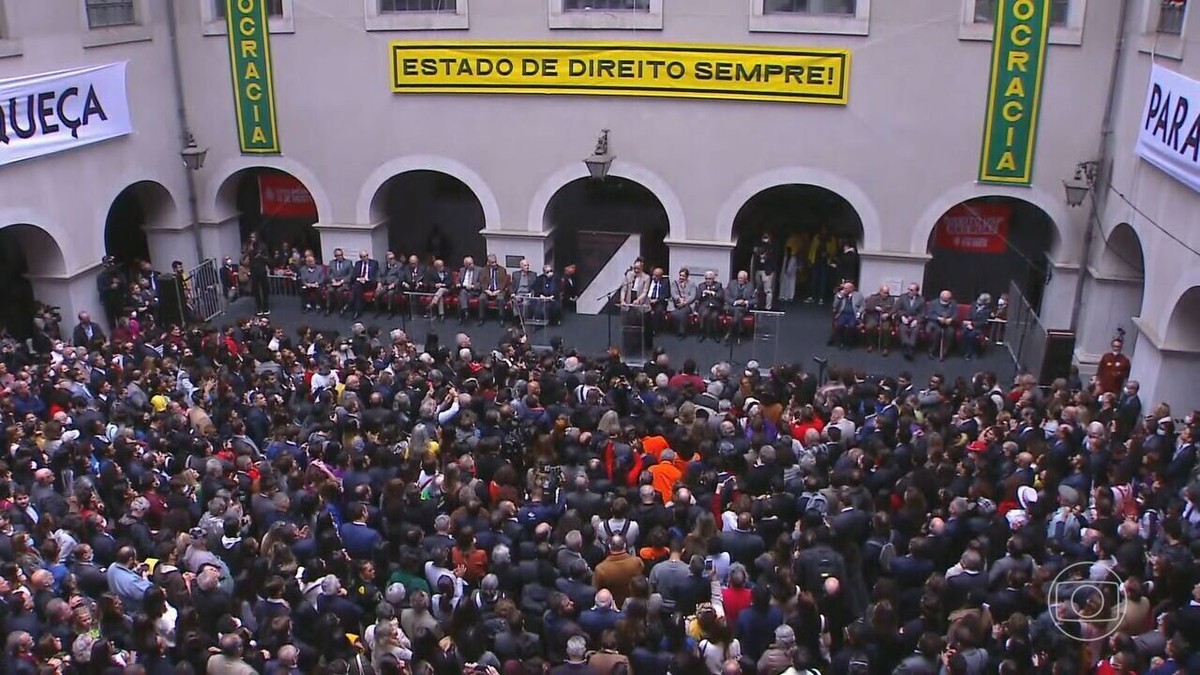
[979,0,1051,185]
[226,0,280,154]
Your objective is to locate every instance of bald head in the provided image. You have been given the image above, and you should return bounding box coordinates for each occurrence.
[594,589,614,609]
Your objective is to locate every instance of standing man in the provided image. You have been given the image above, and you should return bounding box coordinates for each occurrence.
[325,248,352,317]
[752,232,780,310]
[424,259,453,322]
[863,284,895,355]
[830,282,864,350]
[697,270,724,343]
[97,256,127,327]
[622,259,649,308]
[895,283,926,361]
[669,268,698,340]
[1096,338,1132,395]
[725,270,756,344]
[298,254,327,314]
[378,251,402,317]
[511,259,539,321]
[479,254,509,326]
[457,256,480,325]
[248,233,271,317]
[350,250,379,320]
[72,311,105,347]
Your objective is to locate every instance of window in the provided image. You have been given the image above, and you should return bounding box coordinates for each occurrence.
[364,0,468,30]
[215,0,284,19]
[750,0,870,34]
[86,0,136,28]
[765,0,856,15]
[1158,0,1187,35]
[973,0,1068,26]
[380,0,457,11]
[959,0,1085,46]
[563,0,649,10]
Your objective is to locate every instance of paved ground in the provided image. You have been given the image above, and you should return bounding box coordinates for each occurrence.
[223,295,1014,383]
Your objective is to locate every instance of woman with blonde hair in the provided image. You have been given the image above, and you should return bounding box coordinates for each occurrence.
[371,621,414,670]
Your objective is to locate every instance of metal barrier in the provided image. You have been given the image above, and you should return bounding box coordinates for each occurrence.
[268,273,300,297]
[185,259,225,324]
[1004,279,1047,379]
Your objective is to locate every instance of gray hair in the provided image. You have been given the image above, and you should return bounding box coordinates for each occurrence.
[566,636,588,661]
[492,544,511,565]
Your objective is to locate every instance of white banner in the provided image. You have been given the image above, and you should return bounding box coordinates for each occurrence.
[0,62,132,169]
[1136,63,1200,194]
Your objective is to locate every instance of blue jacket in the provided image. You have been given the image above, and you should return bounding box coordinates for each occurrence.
[106,563,152,614]
[339,521,382,560]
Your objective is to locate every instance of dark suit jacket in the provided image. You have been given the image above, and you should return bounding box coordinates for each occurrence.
[717,529,766,568]
[482,265,510,292]
[352,259,380,284]
[73,322,105,346]
[339,521,382,560]
[534,273,563,297]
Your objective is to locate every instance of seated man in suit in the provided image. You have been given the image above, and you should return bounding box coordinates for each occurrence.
[961,293,993,361]
[510,258,540,322]
[863,284,895,355]
[830,282,864,350]
[324,248,353,317]
[423,259,453,322]
[378,251,403,317]
[644,267,670,337]
[724,270,756,344]
[349,250,379,320]
[457,256,481,325]
[926,289,958,361]
[298,254,328,314]
[479,254,510,326]
[696,270,724,343]
[533,264,563,325]
[669,268,698,339]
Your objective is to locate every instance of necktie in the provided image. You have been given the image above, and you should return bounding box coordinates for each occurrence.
[651,281,659,299]
[490,268,497,291]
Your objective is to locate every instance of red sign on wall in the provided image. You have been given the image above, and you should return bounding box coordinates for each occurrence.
[933,203,1011,254]
[258,174,316,218]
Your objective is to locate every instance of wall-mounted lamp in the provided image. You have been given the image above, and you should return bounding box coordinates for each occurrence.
[583,129,615,180]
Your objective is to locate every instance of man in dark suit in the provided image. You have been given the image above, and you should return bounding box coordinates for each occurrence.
[339,502,382,560]
[479,254,510,326]
[718,512,766,568]
[325,248,353,316]
[349,250,379,320]
[645,267,670,338]
[423,259,454,321]
[696,270,724,343]
[72,311,105,347]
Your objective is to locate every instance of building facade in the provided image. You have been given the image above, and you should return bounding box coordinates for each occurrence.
[0,0,1196,413]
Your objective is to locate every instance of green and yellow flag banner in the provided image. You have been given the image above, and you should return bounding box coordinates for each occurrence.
[979,0,1051,185]
[226,0,280,154]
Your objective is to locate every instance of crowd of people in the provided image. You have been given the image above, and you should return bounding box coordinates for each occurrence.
[0,249,1198,675]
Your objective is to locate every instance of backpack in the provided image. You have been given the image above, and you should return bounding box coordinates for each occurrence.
[864,533,897,575]
[803,546,846,591]
[600,518,632,549]
[798,490,829,517]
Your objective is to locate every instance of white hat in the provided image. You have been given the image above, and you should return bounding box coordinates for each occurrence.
[1017,485,1038,510]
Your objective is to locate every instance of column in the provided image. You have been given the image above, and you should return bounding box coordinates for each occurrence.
[26,264,107,334]
[1129,317,1200,413]
[313,222,387,259]
[857,250,931,296]
[199,214,243,264]
[144,225,201,269]
[482,228,554,269]
[666,238,735,281]
[1039,261,1080,331]
[1074,270,1144,371]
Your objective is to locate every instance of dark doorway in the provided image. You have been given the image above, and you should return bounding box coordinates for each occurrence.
[104,187,153,267]
[546,177,669,290]
[234,169,321,266]
[0,225,65,341]
[381,171,486,265]
[922,197,1054,312]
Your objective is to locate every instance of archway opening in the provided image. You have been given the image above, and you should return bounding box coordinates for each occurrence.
[218,168,320,265]
[104,181,174,269]
[923,197,1056,312]
[1165,287,1200,351]
[545,176,669,290]
[1099,223,1145,278]
[0,224,67,340]
[371,170,486,265]
[731,184,864,301]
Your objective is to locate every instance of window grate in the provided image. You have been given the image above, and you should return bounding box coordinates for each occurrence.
[764,0,857,15]
[973,0,1069,27]
[379,0,458,12]
[1158,0,1187,35]
[564,0,651,10]
[86,0,136,28]
[215,0,285,19]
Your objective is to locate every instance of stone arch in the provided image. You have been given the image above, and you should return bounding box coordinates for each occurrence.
[103,180,178,265]
[204,157,332,223]
[357,155,501,230]
[528,160,686,239]
[1164,286,1200,351]
[0,209,72,274]
[715,167,882,250]
[0,222,67,277]
[912,181,1068,256]
[1097,222,1145,277]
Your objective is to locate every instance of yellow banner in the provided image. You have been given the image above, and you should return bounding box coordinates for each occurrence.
[390,42,850,105]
